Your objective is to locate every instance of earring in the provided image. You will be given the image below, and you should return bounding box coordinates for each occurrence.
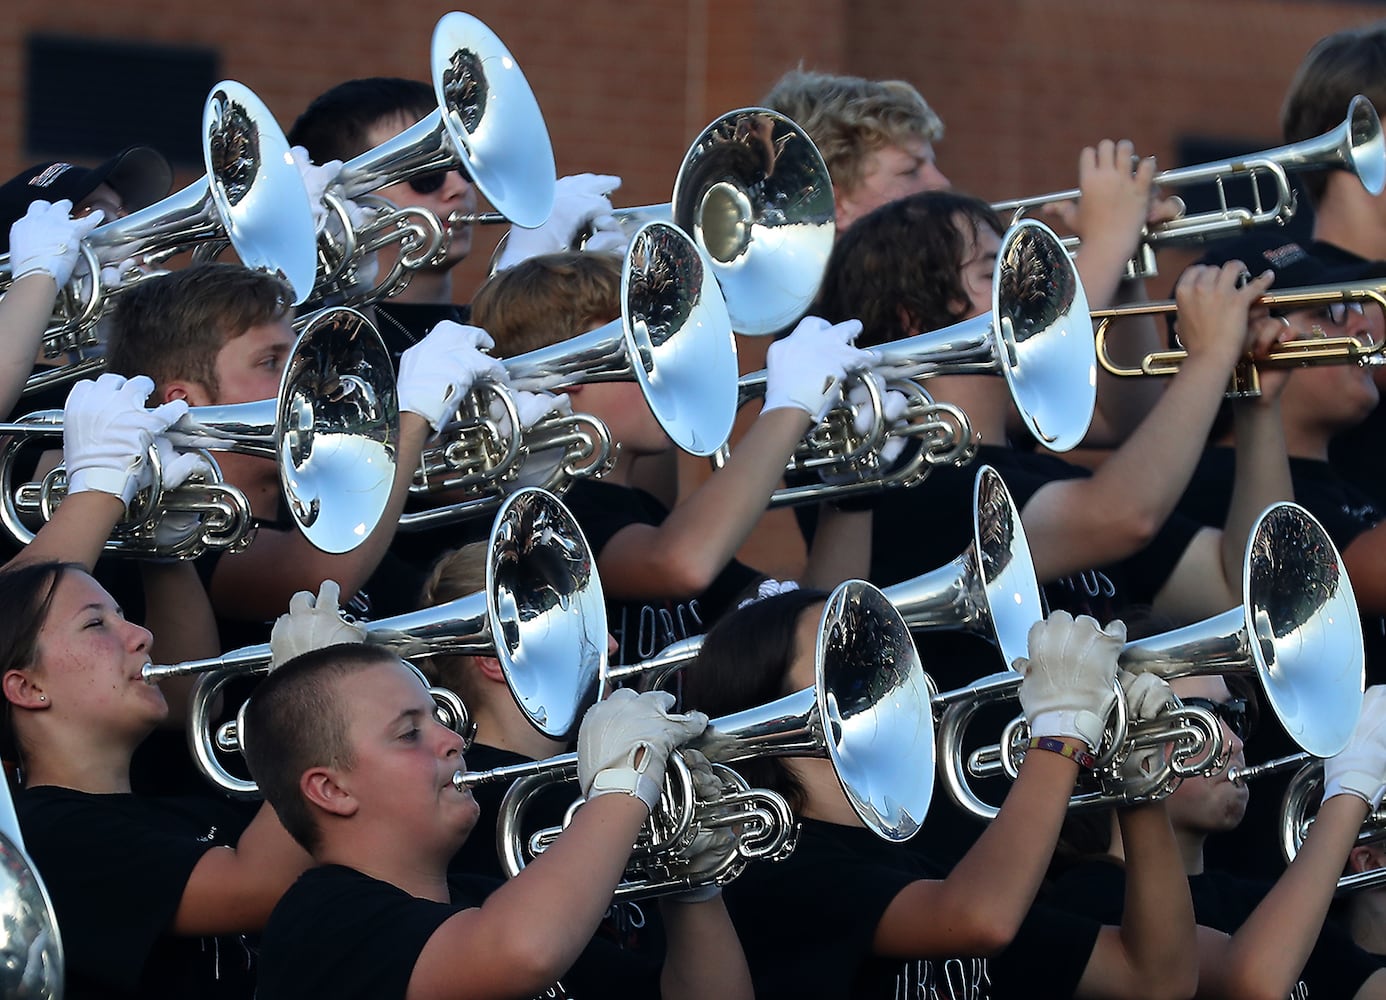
[37,695,46,702]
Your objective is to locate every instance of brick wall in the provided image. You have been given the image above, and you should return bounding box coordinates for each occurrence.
[3,0,1382,297]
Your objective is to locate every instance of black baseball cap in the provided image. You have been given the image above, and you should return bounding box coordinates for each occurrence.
[1195,235,1386,289]
[0,145,173,252]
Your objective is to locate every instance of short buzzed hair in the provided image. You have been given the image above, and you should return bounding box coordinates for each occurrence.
[242,643,401,853]
[763,68,944,198]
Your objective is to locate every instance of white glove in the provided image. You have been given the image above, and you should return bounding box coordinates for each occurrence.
[397,321,509,432]
[494,173,622,271]
[665,749,739,903]
[154,436,213,492]
[9,199,104,287]
[63,374,189,508]
[763,316,870,421]
[1324,685,1386,809]
[488,387,571,437]
[268,580,369,670]
[577,688,708,812]
[1015,610,1126,751]
[1118,669,1174,778]
[291,146,344,234]
[818,375,910,485]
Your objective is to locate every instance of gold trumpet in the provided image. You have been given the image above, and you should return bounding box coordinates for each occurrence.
[459,579,936,897]
[993,96,1385,276]
[0,307,396,558]
[1092,282,1386,397]
[143,487,607,797]
[936,501,1365,820]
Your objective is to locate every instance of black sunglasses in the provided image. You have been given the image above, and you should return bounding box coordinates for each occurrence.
[407,165,471,195]
[1180,696,1250,740]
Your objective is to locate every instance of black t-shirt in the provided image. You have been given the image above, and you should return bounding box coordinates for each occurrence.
[561,480,761,667]
[1048,855,1384,998]
[257,863,659,1000]
[872,447,1200,865]
[722,818,1100,999]
[15,785,258,1000]
[372,301,472,367]
[1306,240,1386,508]
[448,743,570,884]
[1177,445,1384,881]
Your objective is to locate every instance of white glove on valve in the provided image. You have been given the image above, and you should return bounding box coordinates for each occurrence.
[1016,610,1125,751]
[10,199,104,287]
[291,146,344,234]
[1324,685,1386,809]
[763,316,870,421]
[269,580,369,670]
[494,173,623,271]
[664,748,739,903]
[63,374,189,508]
[397,321,509,432]
[577,688,708,812]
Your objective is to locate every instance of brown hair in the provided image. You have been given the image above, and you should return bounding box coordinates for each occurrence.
[105,262,292,396]
[415,542,489,699]
[471,252,623,358]
[0,562,84,770]
[679,587,831,812]
[815,190,1004,347]
[241,643,402,852]
[1281,22,1386,206]
[763,68,944,198]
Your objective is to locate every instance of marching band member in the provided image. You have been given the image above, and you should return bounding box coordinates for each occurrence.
[101,262,502,642]
[1049,677,1386,998]
[761,68,951,232]
[471,250,876,667]
[289,77,628,356]
[0,373,311,998]
[681,592,1198,1000]
[1171,236,1386,881]
[243,644,753,1000]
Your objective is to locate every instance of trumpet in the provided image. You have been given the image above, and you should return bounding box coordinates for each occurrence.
[309,11,555,306]
[993,96,1386,276]
[397,220,733,528]
[1092,282,1386,398]
[0,80,319,398]
[459,579,936,897]
[0,307,396,558]
[936,501,1365,820]
[145,487,607,797]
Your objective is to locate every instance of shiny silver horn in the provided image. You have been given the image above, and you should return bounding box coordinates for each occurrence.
[145,487,606,797]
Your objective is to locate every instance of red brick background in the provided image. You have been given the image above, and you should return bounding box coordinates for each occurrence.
[3,1,1383,299]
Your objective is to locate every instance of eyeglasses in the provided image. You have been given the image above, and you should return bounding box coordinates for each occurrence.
[1311,301,1366,328]
[1179,696,1249,740]
[1276,300,1367,332]
[406,166,471,195]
